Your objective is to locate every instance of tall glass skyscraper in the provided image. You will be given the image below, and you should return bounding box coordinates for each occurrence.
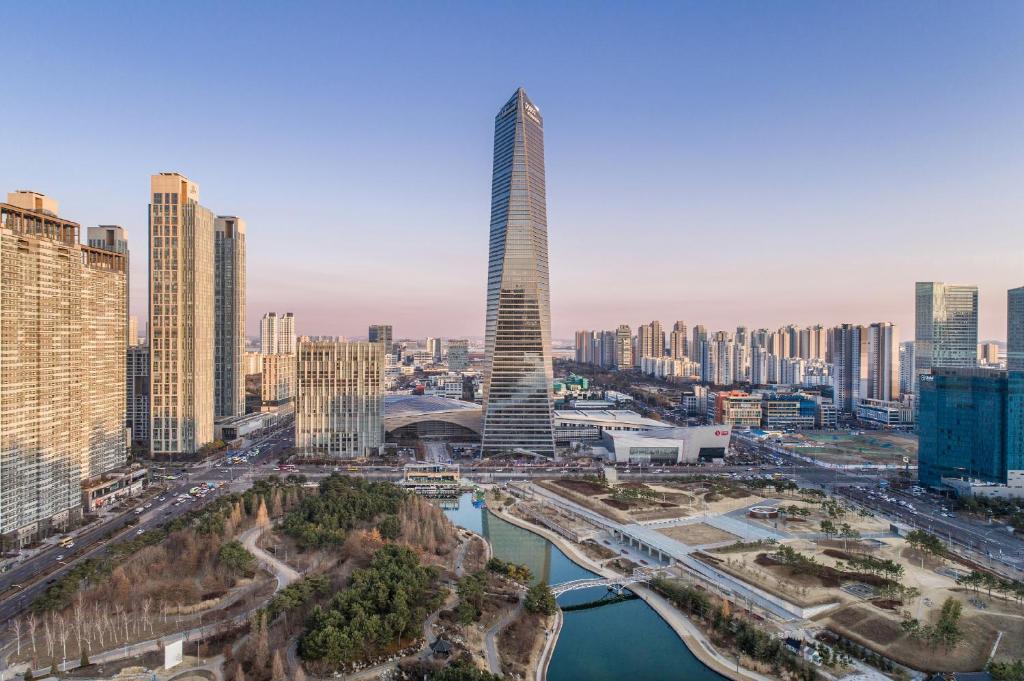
[914,282,978,393]
[481,88,555,457]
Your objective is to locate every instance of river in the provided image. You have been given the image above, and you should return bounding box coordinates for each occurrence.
[443,493,724,681]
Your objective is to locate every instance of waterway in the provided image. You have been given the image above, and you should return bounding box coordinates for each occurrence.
[443,493,724,681]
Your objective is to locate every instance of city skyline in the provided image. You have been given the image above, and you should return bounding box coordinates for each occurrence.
[2,3,1022,340]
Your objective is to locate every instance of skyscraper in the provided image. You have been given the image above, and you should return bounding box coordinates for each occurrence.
[614,324,632,369]
[865,322,899,402]
[914,282,979,391]
[214,216,246,418]
[278,312,296,354]
[1,191,127,543]
[127,344,150,446]
[1008,287,1024,371]
[149,173,214,456]
[368,324,393,349]
[899,340,916,396]
[447,339,470,372]
[670,321,688,360]
[832,324,867,412]
[261,312,279,355]
[295,339,384,458]
[691,325,707,365]
[481,88,555,457]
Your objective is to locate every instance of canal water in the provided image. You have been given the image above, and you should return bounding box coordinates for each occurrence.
[443,493,724,681]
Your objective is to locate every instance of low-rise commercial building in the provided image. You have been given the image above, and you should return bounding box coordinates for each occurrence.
[553,409,665,444]
[713,391,762,428]
[602,425,731,465]
[81,466,147,513]
[761,394,816,430]
[855,398,914,428]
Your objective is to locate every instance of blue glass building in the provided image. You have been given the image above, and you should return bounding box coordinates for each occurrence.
[917,368,1024,488]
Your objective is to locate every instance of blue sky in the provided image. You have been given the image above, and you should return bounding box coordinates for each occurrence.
[3,1,1022,340]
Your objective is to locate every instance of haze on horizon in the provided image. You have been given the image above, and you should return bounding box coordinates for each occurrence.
[1,2,1021,341]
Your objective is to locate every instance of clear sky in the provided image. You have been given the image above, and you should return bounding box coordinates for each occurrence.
[2,2,1022,341]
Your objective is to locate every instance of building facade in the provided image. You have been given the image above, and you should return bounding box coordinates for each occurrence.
[1,192,127,545]
[832,324,867,413]
[918,368,1023,491]
[481,88,556,457]
[447,338,470,372]
[149,173,215,455]
[614,324,632,369]
[1008,287,1024,371]
[295,339,384,458]
[866,322,899,402]
[261,352,296,405]
[914,282,979,392]
[214,216,246,418]
[127,344,151,446]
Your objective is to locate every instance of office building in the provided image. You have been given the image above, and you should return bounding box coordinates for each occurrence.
[1009,287,1024,371]
[368,324,393,348]
[295,339,384,458]
[447,338,470,372]
[761,394,817,430]
[918,368,1024,494]
[149,173,216,456]
[427,337,443,364]
[481,88,556,457]
[712,391,762,428]
[127,345,150,446]
[214,216,246,418]
[614,324,632,368]
[1,192,127,544]
[914,282,979,392]
[831,324,867,412]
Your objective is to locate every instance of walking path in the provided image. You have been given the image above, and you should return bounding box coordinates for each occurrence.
[491,505,778,681]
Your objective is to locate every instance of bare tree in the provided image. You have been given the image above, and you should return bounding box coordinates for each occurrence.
[43,616,55,660]
[142,598,154,636]
[56,614,69,666]
[73,596,85,653]
[26,611,38,656]
[11,617,22,656]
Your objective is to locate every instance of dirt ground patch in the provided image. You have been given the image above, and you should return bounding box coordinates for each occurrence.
[825,602,1024,672]
[658,523,739,546]
[554,479,607,496]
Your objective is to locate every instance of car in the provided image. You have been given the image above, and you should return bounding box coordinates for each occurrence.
[158,496,166,502]
[136,528,145,535]
[56,555,64,561]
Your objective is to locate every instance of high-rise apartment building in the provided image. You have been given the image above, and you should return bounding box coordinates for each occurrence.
[832,324,867,412]
[295,339,384,458]
[979,343,1001,366]
[261,312,280,355]
[1,192,127,544]
[214,216,246,418]
[574,330,594,364]
[866,322,899,402]
[481,88,555,457]
[670,321,688,360]
[614,324,632,369]
[691,325,707,365]
[128,315,139,346]
[703,331,735,385]
[636,321,664,363]
[1008,287,1024,371]
[447,339,470,372]
[149,173,215,456]
[261,312,297,355]
[914,282,979,391]
[127,344,150,446]
[262,353,297,405]
[899,341,916,396]
[427,337,443,364]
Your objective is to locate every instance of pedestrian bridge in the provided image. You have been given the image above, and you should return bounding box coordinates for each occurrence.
[551,568,665,596]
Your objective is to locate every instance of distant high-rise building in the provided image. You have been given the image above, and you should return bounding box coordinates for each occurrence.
[636,321,664,362]
[149,172,214,456]
[278,312,296,354]
[426,337,443,364]
[614,324,632,369]
[865,322,899,402]
[127,345,150,445]
[979,343,1001,366]
[481,88,555,457]
[691,325,707,365]
[261,312,297,355]
[574,330,594,364]
[703,331,734,385]
[808,325,826,360]
[670,321,688,359]
[751,346,768,385]
[295,339,384,458]
[1008,287,1024,371]
[734,326,750,382]
[261,312,280,355]
[262,353,296,405]
[243,351,263,376]
[832,324,867,412]
[128,315,139,346]
[914,282,979,391]
[1,191,127,542]
[214,216,246,418]
[447,339,470,372]
[899,341,916,396]
[368,324,393,351]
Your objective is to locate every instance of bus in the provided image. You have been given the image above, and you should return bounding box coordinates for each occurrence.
[59,537,74,548]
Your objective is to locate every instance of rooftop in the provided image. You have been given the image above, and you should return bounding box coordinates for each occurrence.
[553,409,664,428]
[384,394,480,416]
